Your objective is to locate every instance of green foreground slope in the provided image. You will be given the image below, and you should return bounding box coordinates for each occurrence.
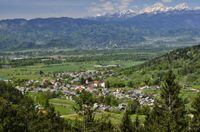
[107,45,200,88]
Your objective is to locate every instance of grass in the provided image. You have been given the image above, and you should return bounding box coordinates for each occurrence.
[180,89,198,110]
[53,105,75,115]
[142,89,160,95]
[49,98,76,115]
[48,98,146,125]
[62,112,146,125]
[62,114,82,121]
[142,88,198,110]
[0,60,143,80]
[95,112,146,125]
[0,62,94,80]
[28,92,48,106]
[180,89,198,100]
[192,85,200,90]
[30,89,197,125]
[28,96,76,115]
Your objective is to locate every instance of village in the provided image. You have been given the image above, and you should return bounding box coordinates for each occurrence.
[15,69,162,112]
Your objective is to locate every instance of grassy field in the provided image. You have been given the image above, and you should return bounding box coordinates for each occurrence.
[49,98,76,115]
[29,92,49,106]
[180,89,199,110]
[29,88,198,125]
[0,48,160,81]
[62,112,146,125]
[0,60,144,80]
[142,89,160,95]
[192,85,200,90]
[49,98,145,125]
[95,112,146,124]
[142,88,198,110]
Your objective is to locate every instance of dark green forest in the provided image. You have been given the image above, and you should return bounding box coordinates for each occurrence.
[0,81,65,131]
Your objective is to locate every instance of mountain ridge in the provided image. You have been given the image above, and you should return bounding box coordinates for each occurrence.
[0,8,200,50]
[92,2,198,19]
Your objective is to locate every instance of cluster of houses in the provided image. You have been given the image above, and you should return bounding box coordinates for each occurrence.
[75,80,106,92]
[8,55,29,60]
[128,90,155,106]
[56,70,114,83]
[111,88,156,106]
[15,69,163,113]
[16,77,159,107]
[93,103,128,112]
[17,77,106,94]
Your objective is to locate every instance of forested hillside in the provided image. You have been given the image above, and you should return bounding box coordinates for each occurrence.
[107,45,200,88]
[0,18,144,50]
[0,9,200,51]
[0,81,65,131]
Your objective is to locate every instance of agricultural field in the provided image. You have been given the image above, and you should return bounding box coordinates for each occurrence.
[49,98,145,125]
[0,60,144,80]
[28,86,198,125]
[49,98,76,115]
[27,92,146,125]
[0,49,160,80]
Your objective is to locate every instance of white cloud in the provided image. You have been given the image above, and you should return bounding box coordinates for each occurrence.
[161,0,172,3]
[119,0,132,11]
[194,6,200,10]
[89,0,134,16]
[90,1,114,15]
[141,2,191,14]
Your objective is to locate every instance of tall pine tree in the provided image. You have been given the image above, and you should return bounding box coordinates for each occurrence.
[120,110,133,132]
[190,93,200,132]
[132,115,141,132]
[145,70,188,132]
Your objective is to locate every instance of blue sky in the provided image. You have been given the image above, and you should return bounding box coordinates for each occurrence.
[0,0,200,19]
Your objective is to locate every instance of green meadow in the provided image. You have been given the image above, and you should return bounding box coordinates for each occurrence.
[0,60,144,80]
[49,98,145,125]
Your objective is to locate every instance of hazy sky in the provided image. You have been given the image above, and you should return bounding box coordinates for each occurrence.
[0,0,200,20]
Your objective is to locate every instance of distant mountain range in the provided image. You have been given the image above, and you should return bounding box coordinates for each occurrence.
[90,3,196,20]
[0,4,200,51]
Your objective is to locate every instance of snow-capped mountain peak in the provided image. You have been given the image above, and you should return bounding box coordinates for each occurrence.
[142,3,169,13]
[94,9,136,18]
[115,9,137,17]
[174,3,190,10]
[93,2,199,19]
[119,9,135,15]
[141,2,190,14]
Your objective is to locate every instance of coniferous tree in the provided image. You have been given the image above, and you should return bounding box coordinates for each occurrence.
[96,115,114,132]
[73,90,98,131]
[190,93,200,132]
[145,70,188,132]
[0,81,66,132]
[132,115,141,132]
[127,100,140,115]
[120,110,133,132]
